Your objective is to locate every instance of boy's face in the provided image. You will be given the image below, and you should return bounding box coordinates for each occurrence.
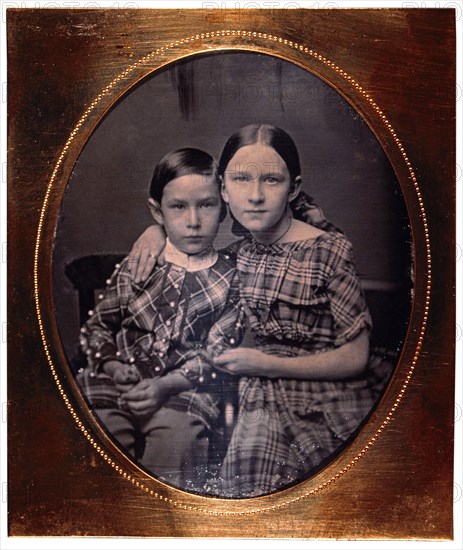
[158,174,222,255]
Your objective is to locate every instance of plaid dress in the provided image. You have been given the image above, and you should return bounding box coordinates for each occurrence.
[221,232,383,497]
[78,251,245,430]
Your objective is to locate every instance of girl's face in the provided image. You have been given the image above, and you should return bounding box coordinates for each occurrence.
[221,143,299,238]
[149,174,222,255]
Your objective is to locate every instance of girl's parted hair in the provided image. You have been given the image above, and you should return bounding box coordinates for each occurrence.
[218,124,302,236]
[218,124,301,183]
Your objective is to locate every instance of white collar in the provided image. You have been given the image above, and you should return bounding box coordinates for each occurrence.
[164,238,218,272]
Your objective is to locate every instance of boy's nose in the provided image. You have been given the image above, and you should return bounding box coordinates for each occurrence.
[187,208,200,227]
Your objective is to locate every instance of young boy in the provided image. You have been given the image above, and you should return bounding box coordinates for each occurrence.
[78,148,244,493]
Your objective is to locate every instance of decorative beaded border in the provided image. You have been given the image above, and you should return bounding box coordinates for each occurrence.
[34,30,430,515]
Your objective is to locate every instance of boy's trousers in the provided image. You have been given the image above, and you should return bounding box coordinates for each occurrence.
[95,405,209,491]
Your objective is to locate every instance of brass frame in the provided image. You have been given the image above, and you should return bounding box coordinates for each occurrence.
[7,8,455,538]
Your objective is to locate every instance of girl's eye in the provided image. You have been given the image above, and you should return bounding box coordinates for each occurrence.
[263,176,280,185]
[233,175,250,183]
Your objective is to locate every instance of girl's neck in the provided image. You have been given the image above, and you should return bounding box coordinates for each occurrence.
[251,211,293,246]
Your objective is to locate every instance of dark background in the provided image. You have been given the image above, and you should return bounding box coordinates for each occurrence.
[52,51,412,362]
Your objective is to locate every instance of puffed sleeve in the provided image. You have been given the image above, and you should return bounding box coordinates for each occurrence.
[326,235,372,347]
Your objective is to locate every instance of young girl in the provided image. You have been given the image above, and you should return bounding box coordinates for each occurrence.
[130,125,390,498]
[215,124,376,497]
[78,148,244,493]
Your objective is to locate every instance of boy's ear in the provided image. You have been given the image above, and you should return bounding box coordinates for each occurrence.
[220,178,229,203]
[289,176,302,202]
[147,198,164,225]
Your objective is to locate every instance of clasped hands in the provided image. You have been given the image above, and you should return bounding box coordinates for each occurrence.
[104,347,270,419]
[104,360,170,416]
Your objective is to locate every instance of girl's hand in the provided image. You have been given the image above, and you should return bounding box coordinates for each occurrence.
[127,225,167,284]
[213,348,272,376]
[122,378,169,416]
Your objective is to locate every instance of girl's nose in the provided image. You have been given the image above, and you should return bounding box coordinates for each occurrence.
[248,180,264,203]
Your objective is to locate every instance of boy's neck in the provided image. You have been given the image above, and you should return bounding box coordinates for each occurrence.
[164,239,218,272]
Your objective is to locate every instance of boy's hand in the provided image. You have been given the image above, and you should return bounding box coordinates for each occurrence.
[122,378,170,416]
[127,225,167,284]
[103,360,140,392]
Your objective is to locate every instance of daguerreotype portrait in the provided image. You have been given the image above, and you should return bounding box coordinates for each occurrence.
[54,51,411,499]
[7,7,455,539]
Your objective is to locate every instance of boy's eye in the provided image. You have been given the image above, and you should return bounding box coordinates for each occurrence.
[200,202,214,208]
[171,204,185,210]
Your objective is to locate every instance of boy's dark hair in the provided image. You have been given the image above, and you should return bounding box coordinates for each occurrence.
[150,147,227,222]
